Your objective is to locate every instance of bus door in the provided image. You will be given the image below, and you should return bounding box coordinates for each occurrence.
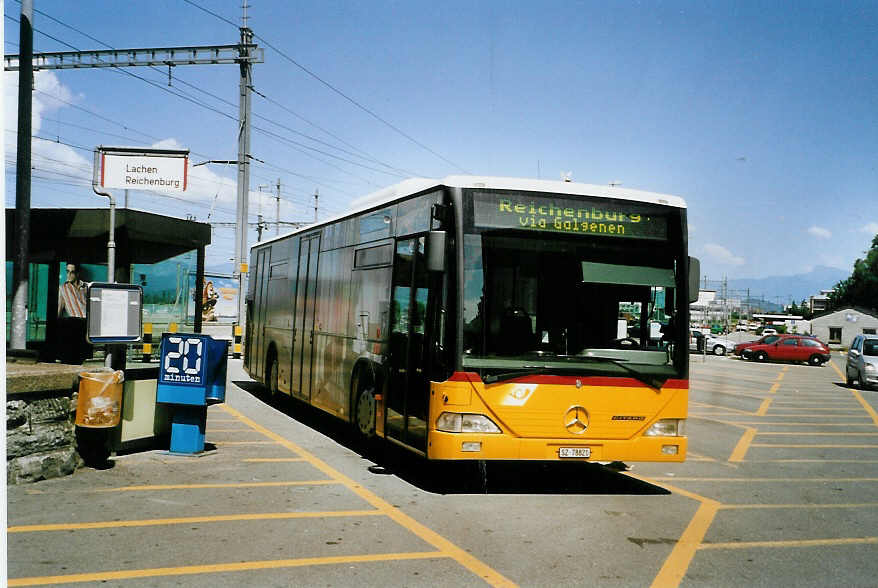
[291,233,320,401]
[252,248,270,379]
[387,235,433,452]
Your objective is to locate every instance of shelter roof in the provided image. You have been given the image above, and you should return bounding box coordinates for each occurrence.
[5,208,211,265]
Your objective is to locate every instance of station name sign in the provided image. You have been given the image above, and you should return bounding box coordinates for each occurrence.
[100,149,189,192]
[471,191,668,240]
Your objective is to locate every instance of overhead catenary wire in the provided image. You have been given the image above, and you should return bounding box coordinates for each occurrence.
[6,7,418,185]
[7,5,417,228]
[180,0,468,174]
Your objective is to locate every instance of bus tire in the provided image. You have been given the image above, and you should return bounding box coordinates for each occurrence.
[355,385,377,439]
[267,353,280,398]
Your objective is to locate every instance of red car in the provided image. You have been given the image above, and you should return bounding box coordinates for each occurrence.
[733,334,781,356]
[741,334,831,366]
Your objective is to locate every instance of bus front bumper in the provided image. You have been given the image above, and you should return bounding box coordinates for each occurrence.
[427,431,687,462]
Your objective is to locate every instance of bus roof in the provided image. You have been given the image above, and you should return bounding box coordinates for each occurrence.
[352,176,687,210]
[254,175,687,247]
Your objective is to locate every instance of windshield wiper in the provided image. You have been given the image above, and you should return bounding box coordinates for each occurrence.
[577,355,665,390]
[483,366,553,384]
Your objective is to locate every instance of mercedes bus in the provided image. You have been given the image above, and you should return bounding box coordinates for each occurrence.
[244,176,699,463]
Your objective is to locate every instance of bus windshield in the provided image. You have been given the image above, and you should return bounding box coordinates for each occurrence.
[461,231,684,382]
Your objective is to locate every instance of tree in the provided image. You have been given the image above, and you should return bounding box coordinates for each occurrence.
[799,299,812,320]
[829,234,878,312]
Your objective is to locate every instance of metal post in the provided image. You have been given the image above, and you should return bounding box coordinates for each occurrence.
[234,26,254,327]
[276,178,281,235]
[11,0,34,350]
[93,151,116,283]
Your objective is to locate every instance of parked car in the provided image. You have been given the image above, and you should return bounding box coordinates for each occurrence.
[846,334,878,390]
[734,334,781,356]
[742,334,831,366]
[760,328,778,336]
[689,330,735,356]
[689,329,706,352]
[702,333,737,356]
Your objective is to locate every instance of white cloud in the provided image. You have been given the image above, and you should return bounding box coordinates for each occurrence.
[703,243,745,266]
[6,71,92,187]
[807,225,832,239]
[861,222,878,234]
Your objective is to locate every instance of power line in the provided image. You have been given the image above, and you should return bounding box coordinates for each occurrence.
[180,0,466,173]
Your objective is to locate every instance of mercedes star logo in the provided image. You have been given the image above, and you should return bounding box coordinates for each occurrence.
[564,406,589,434]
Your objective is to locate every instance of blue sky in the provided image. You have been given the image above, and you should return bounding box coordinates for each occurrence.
[4,1,877,282]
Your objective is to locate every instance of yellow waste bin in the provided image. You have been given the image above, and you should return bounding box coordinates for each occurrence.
[76,368,124,428]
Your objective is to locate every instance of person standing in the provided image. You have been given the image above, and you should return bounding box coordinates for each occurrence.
[57,263,91,364]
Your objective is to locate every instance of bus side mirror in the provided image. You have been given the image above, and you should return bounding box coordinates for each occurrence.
[427,230,447,272]
[688,257,700,303]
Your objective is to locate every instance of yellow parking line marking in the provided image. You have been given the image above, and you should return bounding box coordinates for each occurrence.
[728,428,757,462]
[243,458,306,462]
[219,404,517,588]
[690,403,754,415]
[746,459,878,463]
[721,503,878,510]
[204,428,259,433]
[699,537,877,550]
[210,441,278,445]
[752,443,878,448]
[755,432,878,436]
[691,389,765,400]
[7,551,450,587]
[850,388,878,426]
[829,358,845,379]
[755,397,773,416]
[649,477,878,482]
[96,480,339,492]
[729,422,874,426]
[8,510,383,533]
[684,451,716,462]
[627,475,719,588]
[765,408,871,413]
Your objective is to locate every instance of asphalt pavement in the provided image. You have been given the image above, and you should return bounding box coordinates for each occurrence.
[7,353,878,587]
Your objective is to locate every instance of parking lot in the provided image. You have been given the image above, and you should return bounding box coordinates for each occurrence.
[7,353,878,587]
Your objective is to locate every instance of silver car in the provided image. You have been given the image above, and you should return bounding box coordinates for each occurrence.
[846,334,878,390]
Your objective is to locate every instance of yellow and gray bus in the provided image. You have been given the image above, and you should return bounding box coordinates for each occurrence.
[245,176,699,462]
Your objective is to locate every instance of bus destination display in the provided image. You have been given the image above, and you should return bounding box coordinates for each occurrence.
[472,191,668,240]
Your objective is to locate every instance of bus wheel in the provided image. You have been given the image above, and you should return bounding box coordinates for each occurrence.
[267,356,280,398]
[355,386,376,438]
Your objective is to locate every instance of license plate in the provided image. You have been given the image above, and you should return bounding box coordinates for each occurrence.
[559,447,591,458]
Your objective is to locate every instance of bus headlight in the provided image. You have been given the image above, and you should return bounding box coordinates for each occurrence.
[644,419,685,437]
[436,412,501,433]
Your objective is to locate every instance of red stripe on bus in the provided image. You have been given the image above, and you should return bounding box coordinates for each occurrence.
[100,152,105,186]
[448,371,482,382]
[446,372,688,389]
[497,376,689,388]
[183,157,188,191]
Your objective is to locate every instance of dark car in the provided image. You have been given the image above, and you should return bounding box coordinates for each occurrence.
[734,334,781,357]
[741,334,831,366]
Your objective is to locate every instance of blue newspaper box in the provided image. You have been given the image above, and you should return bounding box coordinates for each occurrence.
[157,333,229,454]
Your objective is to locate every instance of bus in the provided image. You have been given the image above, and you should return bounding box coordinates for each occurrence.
[244,176,699,463]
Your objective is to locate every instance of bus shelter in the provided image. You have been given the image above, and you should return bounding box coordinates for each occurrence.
[5,208,212,360]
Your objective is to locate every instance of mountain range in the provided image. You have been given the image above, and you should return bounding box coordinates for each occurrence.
[709,265,849,310]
